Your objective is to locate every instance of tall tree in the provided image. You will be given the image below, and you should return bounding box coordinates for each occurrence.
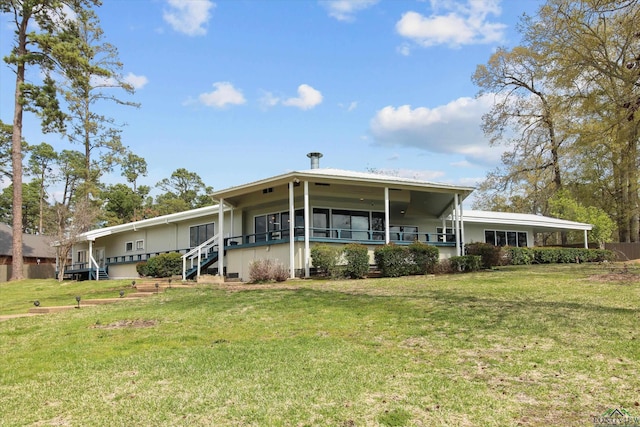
[532,0,640,242]
[472,45,569,215]
[60,7,139,203]
[27,142,58,233]
[155,168,212,213]
[1,0,98,280]
[55,149,85,207]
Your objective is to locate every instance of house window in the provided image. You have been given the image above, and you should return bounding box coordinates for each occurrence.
[136,240,144,250]
[190,223,215,247]
[254,210,304,242]
[125,241,133,252]
[312,208,385,240]
[76,250,87,267]
[437,227,456,243]
[485,230,528,247]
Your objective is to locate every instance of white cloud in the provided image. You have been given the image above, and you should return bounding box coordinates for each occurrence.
[123,73,148,90]
[282,84,323,110]
[163,0,215,36]
[198,82,246,108]
[259,91,281,109]
[90,72,148,90]
[320,0,379,22]
[369,94,504,166]
[396,0,506,48]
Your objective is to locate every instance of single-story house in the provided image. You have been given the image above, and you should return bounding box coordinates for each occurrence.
[63,153,592,281]
[0,223,57,281]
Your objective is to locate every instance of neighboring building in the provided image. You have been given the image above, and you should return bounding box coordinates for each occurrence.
[63,153,592,281]
[0,224,57,281]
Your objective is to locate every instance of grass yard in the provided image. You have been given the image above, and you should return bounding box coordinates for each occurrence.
[1,263,639,426]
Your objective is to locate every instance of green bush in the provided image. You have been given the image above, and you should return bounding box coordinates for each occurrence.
[520,247,615,264]
[146,252,183,278]
[408,241,439,274]
[136,261,149,277]
[504,247,534,265]
[374,244,413,277]
[449,255,482,273]
[311,244,342,278]
[465,242,502,268]
[343,243,370,279]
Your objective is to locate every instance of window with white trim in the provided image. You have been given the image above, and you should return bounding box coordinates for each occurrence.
[190,223,215,247]
[136,240,144,250]
[484,230,528,247]
[125,241,133,252]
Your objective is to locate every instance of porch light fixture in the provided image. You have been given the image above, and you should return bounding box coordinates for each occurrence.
[75,295,81,309]
[119,290,125,298]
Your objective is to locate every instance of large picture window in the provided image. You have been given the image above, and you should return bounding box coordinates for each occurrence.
[312,208,385,240]
[190,223,215,247]
[485,230,528,247]
[437,227,456,243]
[254,209,304,242]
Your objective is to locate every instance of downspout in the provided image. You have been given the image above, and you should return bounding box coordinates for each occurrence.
[289,181,295,279]
[304,181,310,278]
[218,199,224,278]
[384,187,390,243]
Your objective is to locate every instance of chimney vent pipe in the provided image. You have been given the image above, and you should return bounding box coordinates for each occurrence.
[307,152,323,169]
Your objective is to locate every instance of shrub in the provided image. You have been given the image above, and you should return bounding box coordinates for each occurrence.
[311,244,342,278]
[272,262,290,282]
[343,243,370,279]
[374,244,413,277]
[504,247,534,265]
[136,261,149,277]
[449,255,482,273]
[146,252,183,278]
[432,258,453,274]
[408,241,439,274]
[248,259,289,283]
[465,242,502,268]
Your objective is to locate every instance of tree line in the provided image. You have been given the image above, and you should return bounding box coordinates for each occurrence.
[472,0,639,244]
[1,0,211,280]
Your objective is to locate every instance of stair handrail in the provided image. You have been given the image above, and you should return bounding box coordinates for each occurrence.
[182,233,219,281]
[89,253,101,281]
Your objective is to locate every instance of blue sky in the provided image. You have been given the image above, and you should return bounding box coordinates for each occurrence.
[0,0,542,200]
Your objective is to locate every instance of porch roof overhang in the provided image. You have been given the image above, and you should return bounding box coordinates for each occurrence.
[210,168,475,217]
[69,204,225,244]
[461,210,593,233]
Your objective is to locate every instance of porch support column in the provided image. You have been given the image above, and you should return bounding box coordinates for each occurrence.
[304,181,310,278]
[454,193,461,256]
[459,197,465,255]
[289,181,295,279]
[584,230,588,249]
[88,239,95,280]
[218,198,224,278]
[384,187,390,244]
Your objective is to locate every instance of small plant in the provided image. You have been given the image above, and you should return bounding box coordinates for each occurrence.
[449,255,482,273]
[408,241,439,274]
[465,242,503,268]
[146,253,182,278]
[135,261,148,277]
[343,243,369,279]
[311,244,342,278]
[374,244,413,277]
[248,259,289,283]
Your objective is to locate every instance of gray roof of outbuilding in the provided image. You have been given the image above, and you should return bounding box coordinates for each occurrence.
[0,224,56,258]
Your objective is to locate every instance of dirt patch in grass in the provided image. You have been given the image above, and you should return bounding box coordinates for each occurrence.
[91,319,158,329]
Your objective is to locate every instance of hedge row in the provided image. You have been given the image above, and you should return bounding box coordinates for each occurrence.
[136,252,183,278]
[503,247,615,265]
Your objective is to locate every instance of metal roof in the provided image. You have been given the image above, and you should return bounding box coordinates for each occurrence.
[462,210,592,231]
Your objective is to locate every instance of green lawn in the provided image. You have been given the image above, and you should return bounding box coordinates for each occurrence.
[1,263,639,426]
